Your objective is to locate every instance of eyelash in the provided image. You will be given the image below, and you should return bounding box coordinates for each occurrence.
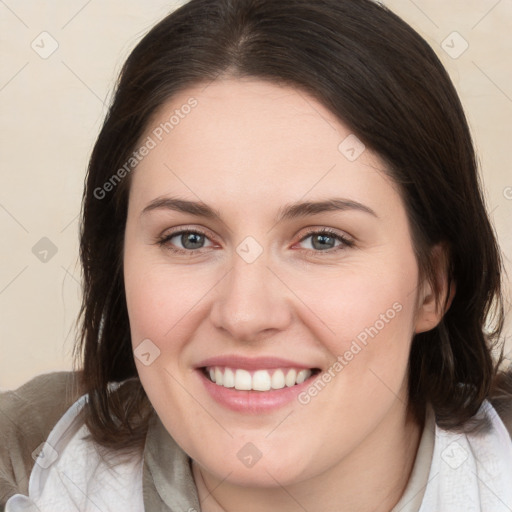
[155,227,355,256]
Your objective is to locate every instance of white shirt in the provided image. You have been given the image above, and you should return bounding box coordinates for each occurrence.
[5,395,512,512]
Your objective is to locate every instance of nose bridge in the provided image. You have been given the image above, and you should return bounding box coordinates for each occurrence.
[210,242,292,340]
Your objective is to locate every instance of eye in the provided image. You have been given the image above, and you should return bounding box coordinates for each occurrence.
[156,228,214,254]
[296,229,354,253]
[155,227,354,256]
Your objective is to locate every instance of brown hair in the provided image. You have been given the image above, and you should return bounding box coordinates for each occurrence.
[75,0,510,449]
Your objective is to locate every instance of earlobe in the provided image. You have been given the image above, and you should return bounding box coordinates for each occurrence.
[414,243,455,334]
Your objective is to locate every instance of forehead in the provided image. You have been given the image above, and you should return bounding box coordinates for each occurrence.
[128,77,401,220]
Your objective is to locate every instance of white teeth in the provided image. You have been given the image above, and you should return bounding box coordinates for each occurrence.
[223,368,235,388]
[271,369,285,389]
[234,369,252,390]
[285,369,297,387]
[252,370,271,391]
[296,369,310,384]
[206,366,314,391]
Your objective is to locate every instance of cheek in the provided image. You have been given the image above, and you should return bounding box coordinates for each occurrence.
[124,249,212,349]
[293,252,419,395]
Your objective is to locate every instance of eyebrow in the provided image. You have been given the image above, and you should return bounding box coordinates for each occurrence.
[141,196,378,222]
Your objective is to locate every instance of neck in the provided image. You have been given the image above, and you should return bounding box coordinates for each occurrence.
[192,402,423,512]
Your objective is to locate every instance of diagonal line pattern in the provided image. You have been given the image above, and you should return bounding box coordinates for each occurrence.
[393,471,440,512]
[265,411,294,438]
[60,213,79,233]
[163,268,233,337]
[405,0,439,29]
[296,89,339,133]
[265,266,336,335]
[265,469,310,511]
[0,203,29,232]
[61,0,93,29]
[163,367,233,438]
[0,0,29,28]
[265,164,336,235]
[472,62,512,104]
[163,163,233,236]
[471,468,512,511]
[368,367,407,406]
[59,470,105,511]
[61,61,105,105]
[196,467,233,509]
[0,265,28,295]
[472,0,502,30]
[61,265,81,286]
[0,62,29,92]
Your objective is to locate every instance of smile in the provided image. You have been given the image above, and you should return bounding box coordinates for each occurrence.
[203,366,321,391]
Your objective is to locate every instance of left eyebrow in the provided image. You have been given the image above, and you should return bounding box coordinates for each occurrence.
[140,196,378,221]
[276,198,378,222]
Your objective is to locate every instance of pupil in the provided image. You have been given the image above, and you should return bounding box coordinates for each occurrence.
[313,234,334,250]
[182,232,203,249]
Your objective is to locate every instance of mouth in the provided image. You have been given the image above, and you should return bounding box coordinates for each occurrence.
[201,366,322,391]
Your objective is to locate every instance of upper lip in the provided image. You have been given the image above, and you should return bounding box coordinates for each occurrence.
[195,355,318,371]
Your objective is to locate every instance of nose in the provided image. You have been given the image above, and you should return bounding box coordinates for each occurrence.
[209,250,293,343]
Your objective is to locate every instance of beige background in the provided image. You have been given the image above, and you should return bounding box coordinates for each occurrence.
[0,0,511,390]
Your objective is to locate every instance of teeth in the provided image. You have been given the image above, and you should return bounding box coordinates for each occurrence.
[223,368,235,388]
[252,370,271,391]
[296,369,310,384]
[235,369,252,390]
[271,369,285,389]
[205,367,313,391]
[285,369,297,387]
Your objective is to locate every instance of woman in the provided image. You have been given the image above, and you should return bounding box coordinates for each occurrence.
[1,0,511,510]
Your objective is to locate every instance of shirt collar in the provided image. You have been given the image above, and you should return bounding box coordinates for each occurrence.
[142,406,435,512]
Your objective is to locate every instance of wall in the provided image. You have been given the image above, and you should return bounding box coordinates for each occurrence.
[0,0,510,390]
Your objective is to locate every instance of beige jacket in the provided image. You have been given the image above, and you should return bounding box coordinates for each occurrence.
[1,371,511,511]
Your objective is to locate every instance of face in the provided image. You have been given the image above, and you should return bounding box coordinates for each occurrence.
[123,77,433,489]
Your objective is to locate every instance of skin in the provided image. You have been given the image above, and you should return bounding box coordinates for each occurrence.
[123,77,449,512]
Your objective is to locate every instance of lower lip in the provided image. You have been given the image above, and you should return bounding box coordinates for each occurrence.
[196,369,317,413]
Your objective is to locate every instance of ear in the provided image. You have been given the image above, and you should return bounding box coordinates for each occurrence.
[414,243,456,334]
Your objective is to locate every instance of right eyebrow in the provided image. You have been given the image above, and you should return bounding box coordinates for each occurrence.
[141,197,223,221]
